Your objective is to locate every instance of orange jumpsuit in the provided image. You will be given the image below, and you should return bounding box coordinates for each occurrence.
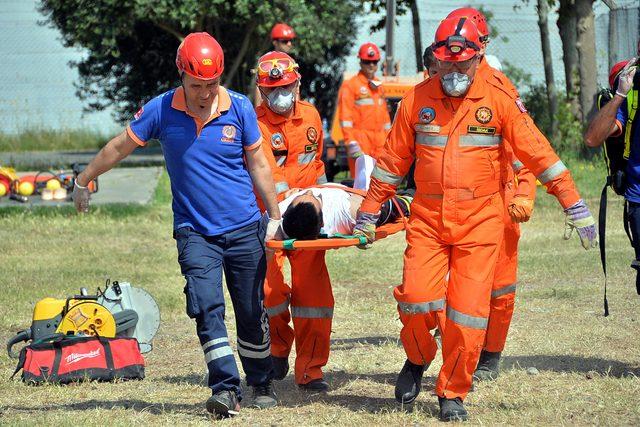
[360,74,582,400]
[256,100,331,385]
[476,59,538,353]
[338,72,392,176]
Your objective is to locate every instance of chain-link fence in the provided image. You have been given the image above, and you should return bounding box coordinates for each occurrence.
[348,1,639,93]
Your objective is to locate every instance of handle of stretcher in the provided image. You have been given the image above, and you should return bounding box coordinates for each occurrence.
[265,229,395,251]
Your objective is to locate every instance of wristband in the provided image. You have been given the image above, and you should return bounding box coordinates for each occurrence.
[74,179,87,189]
[615,90,628,98]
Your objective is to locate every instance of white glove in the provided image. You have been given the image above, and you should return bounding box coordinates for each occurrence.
[72,180,90,213]
[616,58,637,97]
[265,218,283,241]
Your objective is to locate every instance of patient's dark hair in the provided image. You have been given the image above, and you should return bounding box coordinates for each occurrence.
[282,201,323,240]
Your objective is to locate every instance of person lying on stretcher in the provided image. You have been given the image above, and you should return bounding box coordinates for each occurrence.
[278,184,412,240]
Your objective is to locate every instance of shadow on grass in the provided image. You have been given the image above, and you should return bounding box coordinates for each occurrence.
[503,354,640,377]
[3,399,208,419]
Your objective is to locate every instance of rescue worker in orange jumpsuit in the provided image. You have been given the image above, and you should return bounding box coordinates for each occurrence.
[255,51,332,392]
[338,42,392,178]
[446,6,538,382]
[353,18,597,421]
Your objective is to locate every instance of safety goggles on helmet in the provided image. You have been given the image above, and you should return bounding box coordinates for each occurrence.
[257,58,298,76]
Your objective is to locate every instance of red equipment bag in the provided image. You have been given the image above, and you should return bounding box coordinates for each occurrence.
[12,336,145,385]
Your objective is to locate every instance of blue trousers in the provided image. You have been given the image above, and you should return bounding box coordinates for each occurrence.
[174,219,273,399]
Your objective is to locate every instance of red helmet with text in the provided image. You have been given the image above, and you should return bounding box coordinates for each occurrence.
[256,51,300,87]
[432,17,482,62]
[176,32,224,80]
[271,23,296,41]
[447,7,489,42]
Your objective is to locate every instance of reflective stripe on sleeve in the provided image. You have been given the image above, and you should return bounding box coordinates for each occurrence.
[415,134,448,147]
[446,306,488,329]
[355,98,375,106]
[266,299,289,317]
[512,160,524,172]
[316,174,328,184]
[291,306,333,318]
[341,121,353,127]
[384,123,391,130]
[537,160,568,184]
[276,157,286,167]
[491,283,516,299]
[459,135,502,147]
[275,181,289,195]
[371,165,403,186]
[204,345,234,363]
[398,299,445,314]
[298,152,316,165]
[202,337,228,351]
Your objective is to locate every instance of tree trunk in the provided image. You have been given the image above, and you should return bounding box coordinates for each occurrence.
[575,0,598,124]
[557,0,581,120]
[537,0,558,137]
[409,0,423,73]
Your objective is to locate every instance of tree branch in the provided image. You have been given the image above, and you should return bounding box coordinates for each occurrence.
[153,21,185,42]
[223,21,257,87]
[601,0,618,10]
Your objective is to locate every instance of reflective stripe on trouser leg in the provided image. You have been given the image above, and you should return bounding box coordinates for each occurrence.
[436,204,502,400]
[175,227,241,396]
[395,215,449,366]
[485,217,520,352]
[264,250,294,358]
[222,220,274,387]
[289,249,333,384]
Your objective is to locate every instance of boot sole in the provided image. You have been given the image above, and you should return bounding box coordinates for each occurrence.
[206,399,239,417]
[440,413,469,422]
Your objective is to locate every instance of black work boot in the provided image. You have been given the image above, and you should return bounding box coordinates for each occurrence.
[272,356,289,380]
[299,378,330,392]
[206,390,240,418]
[395,359,427,404]
[249,380,278,409]
[473,350,501,382]
[439,396,468,422]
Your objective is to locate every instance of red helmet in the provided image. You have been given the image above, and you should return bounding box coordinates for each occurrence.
[256,51,300,87]
[609,60,629,88]
[176,32,224,80]
[447,7,489,41]
[271,23,296,41]
[358,42,381,61]
[432,17,482,62]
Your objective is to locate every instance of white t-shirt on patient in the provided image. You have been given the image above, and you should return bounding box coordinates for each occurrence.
[279,184,356,237]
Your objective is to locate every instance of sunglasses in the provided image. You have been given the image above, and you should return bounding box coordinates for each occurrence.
[362,60,379,65]
[275,39,293,45]
[436,56,477,72]
[257,58,298,76]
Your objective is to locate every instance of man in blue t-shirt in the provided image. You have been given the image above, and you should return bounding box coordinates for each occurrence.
[73,32,281,417]
[585,57,638,290]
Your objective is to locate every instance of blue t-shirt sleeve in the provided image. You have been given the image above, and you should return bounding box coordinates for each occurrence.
[240,98,262,147]
[616,101,628,128]
[128,96,162,143]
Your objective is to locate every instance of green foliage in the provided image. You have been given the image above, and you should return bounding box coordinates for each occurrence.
[38,0,360,123]
[0,129,108,152]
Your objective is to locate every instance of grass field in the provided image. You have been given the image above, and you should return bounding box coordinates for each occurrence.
[0,129,110,153]
[1,160,639,425]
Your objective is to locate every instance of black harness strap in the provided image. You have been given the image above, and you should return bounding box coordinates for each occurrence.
[598,183,610,316]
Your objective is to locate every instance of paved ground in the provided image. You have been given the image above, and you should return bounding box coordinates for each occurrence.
[0,167,163,208]
[0,146,164,170]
